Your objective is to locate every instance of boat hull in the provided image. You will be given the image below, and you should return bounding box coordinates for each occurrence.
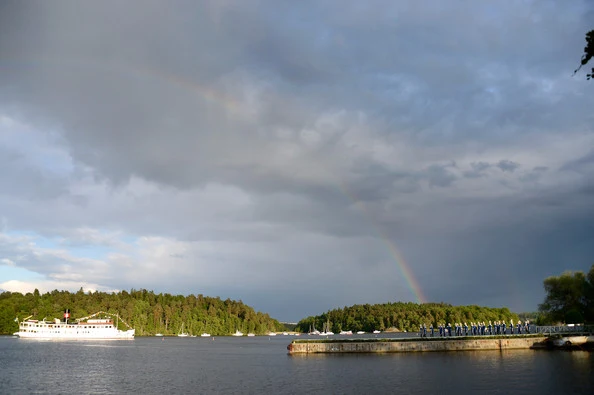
[15,329,135,340]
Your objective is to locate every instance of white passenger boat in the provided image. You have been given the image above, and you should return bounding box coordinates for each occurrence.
[200,333,211,337]
[232,330,244,336]
[14,310,135,340]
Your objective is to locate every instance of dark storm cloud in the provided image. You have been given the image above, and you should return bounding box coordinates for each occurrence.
[561,150,594,174]
[1,0,593,320]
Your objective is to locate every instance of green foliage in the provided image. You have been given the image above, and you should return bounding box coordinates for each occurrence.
[575,30,594,80]
[294,302,520,334]
[538,264,594,324]
[0,289,284,336]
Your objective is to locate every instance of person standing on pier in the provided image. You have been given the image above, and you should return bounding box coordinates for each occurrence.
[502,321,506,334]
[510,319,514,334]
[430,324,434,337]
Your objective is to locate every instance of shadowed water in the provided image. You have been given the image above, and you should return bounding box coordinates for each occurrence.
[1,335,592,394]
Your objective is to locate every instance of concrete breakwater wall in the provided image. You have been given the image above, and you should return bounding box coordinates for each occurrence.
[287,336,546,354]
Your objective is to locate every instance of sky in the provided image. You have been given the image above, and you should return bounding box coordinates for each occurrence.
[0,0,593,322]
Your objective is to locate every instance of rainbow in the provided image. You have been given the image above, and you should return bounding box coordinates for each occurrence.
[1,55,244,115]
[338,181,426,304]
[5,55,427,303]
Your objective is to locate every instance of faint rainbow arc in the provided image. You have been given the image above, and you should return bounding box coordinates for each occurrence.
[4,55,427,303]
[1,55,244,115]
[337,181,426,304]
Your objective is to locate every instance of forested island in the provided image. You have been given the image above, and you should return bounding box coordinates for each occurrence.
[2,265,592,335]
[295,302,520,334]
[295,263,594,333]
[0,289,285,336]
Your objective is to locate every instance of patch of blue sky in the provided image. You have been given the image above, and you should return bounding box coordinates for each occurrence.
[119,235,138,245]
[5,230,59,249]
[4,230,110,260]
[64,244,111,261]
[0,265,44,282]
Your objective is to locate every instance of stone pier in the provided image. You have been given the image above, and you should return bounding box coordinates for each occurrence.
[287,336,547,354]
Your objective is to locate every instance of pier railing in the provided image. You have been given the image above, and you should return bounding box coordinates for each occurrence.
[533,325,594,335]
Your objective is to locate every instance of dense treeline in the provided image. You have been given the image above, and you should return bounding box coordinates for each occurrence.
[538,264,594,324]
[295,302,520,333]
[0,288,285,336]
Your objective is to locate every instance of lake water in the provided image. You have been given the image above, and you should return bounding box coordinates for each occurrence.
[1,335,592,394]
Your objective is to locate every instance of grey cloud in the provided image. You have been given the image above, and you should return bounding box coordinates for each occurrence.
[0,146,68,200]
[464,161,492,178]
[423,164,457,187]
[561,150,594,174]
[519,166,548,184]
[496,160,520,172]
[1,1,594,320]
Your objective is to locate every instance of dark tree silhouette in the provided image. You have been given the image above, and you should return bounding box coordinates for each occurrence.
[538,264,594,324]
[574,30,594,80]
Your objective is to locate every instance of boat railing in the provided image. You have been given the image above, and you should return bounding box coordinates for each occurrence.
[76,311,134,330]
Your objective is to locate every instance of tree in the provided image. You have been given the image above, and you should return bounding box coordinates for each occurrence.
[538,265,594,324]
[0,289,284,335]
[574,30,594,80]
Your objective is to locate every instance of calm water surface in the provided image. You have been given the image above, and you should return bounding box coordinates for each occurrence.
[1,335,592,394]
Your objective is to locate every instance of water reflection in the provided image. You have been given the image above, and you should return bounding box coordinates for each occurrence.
[1,336,592,394]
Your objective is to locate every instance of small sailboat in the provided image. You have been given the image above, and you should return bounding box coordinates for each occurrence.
[308,323,320,335]
[200,333,211,337]
[320,320,334,336]
[232,329,243,336]
[178,323,189,337]
[247,333,255,337]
